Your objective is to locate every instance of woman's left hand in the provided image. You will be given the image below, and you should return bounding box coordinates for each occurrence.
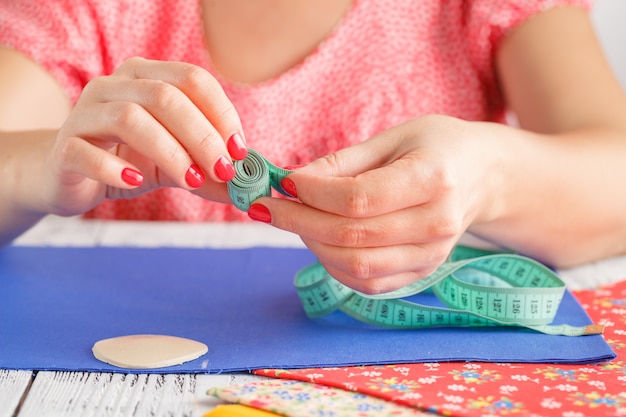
[253,115,507,294]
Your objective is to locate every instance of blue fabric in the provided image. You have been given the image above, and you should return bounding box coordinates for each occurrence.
[0,246,615,373]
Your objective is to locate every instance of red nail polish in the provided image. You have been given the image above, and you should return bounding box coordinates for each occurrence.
[121,168,143,186]
[214,156,235,181]
[226,133,248,160]
[280,178,298,198]
[185,164,205,188]
[248,203,271,223]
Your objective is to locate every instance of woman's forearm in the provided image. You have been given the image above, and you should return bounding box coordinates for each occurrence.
[0,129,58,245]
[468,123,626,267]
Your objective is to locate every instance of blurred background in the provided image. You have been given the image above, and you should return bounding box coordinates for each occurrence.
[592,0,626,89]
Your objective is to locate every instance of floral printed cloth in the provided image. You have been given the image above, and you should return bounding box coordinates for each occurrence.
[254,280,626,417]
[208,379,436,416]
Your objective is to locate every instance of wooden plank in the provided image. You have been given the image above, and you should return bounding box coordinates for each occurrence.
[16,371,265,417]
[12,216,104,247]
[0,370,33,417]
[19,372,196,417]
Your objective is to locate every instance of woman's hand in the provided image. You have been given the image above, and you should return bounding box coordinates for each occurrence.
[41,57,247,216]
[253,115,507,294]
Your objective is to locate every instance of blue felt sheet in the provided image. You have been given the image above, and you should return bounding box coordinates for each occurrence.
[0,246,616,373]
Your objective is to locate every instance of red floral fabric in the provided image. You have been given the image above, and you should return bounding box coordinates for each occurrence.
[255,280,626,416]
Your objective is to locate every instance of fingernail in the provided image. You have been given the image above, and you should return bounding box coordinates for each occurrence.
[248,203,271,223]
[185,164,205,188]
[226,133,248,160]
[121,168,143,186]
[280,177,298,198]
[214,155,236,181]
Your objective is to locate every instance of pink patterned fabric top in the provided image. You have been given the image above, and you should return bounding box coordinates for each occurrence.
[0,0,592,222]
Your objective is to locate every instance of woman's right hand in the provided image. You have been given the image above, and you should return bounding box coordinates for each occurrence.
[41,57,246,216]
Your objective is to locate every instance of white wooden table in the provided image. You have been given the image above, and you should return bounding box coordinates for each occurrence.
[2,215,626,417]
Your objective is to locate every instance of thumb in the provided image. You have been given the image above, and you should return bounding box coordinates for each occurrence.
[285,130,422,217]
[297,130,403,178]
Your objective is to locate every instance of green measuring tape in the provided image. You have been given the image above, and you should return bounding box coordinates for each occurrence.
[228,150,603,337]
[228,149,295,211]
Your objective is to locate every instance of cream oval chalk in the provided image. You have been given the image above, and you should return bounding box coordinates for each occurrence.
[92,334,208,369]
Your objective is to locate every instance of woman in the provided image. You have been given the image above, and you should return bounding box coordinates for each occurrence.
[1,0,625,293]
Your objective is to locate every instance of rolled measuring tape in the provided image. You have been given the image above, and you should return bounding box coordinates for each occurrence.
[227,149,294,211]
[228,150,603,337]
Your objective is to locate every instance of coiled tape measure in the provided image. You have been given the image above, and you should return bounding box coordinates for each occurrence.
[227,150,603,337]
[228,149,294,211]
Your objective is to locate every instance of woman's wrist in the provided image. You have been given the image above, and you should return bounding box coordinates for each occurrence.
[1,129,58,214]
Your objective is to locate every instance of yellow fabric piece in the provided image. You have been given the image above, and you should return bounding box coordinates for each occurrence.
[204,404,282,417]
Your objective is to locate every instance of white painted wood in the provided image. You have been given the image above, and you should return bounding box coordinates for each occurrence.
[13,215,305,249]
[0,370,32,417]
[13,216,105,247]
[13,372,267,417]
[16,372,223,417]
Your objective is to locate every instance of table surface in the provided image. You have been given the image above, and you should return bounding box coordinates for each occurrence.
[3,215,626,417]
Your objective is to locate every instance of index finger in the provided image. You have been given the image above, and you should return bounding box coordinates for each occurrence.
[119,58,247,171]
[123,58,243,141]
